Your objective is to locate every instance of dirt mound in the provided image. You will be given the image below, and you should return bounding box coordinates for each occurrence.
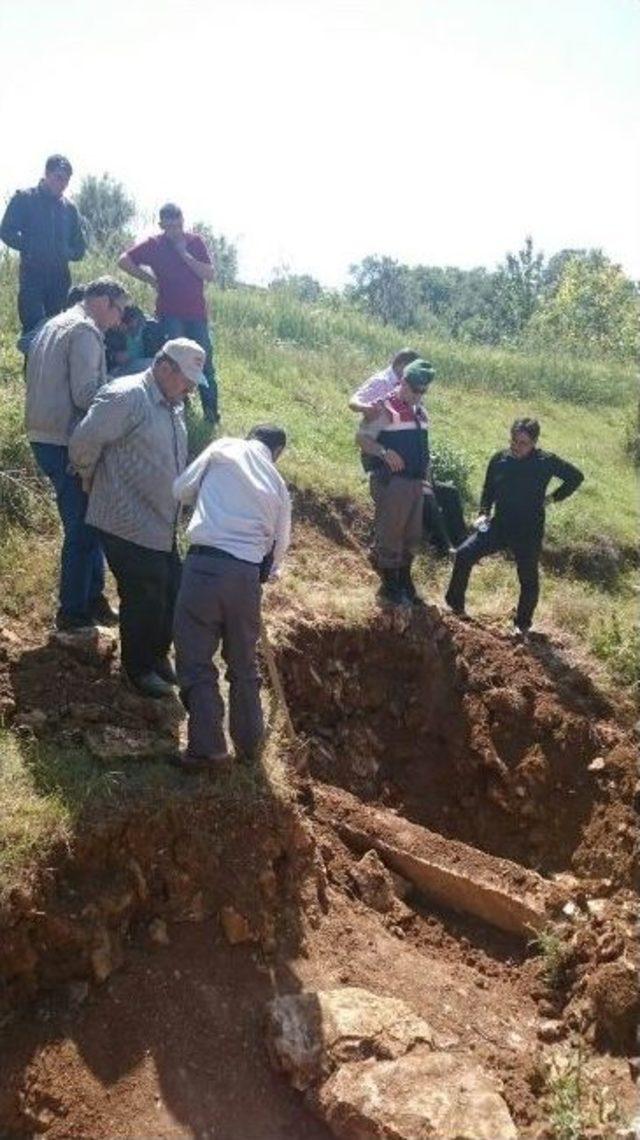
[277,608,636,884]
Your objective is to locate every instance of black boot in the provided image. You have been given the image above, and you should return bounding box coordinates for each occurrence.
[398,561,423,605]
[376,568,405,606]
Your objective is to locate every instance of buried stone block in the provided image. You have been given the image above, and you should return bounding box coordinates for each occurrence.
[84,724,174,761]
[314,784,554,936]
[266,987,436,1090]
[266,987,517,1140]
[315,1049,518,1140]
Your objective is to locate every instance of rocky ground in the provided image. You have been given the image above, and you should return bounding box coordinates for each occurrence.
[0,524,637,1139]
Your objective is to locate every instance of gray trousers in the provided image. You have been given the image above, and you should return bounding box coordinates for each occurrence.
[371,474,424,569]
[173,552,263,758]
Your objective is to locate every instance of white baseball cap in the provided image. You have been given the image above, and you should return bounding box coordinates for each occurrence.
[162,338,207,387]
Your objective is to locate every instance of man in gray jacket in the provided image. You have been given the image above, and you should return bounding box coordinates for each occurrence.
[69,339,204,699]
[26,276,128,630]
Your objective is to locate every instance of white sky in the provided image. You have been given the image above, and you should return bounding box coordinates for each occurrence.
[0,0,638,286]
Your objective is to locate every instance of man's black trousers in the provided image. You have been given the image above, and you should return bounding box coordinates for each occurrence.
[445,522,541,630]
[97,530,181,680]
[19,263,71,333]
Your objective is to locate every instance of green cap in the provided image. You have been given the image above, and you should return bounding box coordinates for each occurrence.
[402,358,436,390]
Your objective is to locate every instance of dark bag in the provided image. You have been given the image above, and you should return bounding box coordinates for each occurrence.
[259,544,275,584]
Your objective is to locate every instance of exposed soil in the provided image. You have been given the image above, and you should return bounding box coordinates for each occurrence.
[0,522,638,1138]
[276,608,636,884]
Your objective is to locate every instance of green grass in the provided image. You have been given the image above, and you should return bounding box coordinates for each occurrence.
[0,248,637,892]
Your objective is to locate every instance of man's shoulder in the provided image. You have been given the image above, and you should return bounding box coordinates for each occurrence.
[60,196,80,215]
[101,372,147,400]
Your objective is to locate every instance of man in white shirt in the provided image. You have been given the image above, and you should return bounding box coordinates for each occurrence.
[348,348,420,418]
[172,425,291,772]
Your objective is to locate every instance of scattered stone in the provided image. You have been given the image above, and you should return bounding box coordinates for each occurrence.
[537,1019,564,1043]
[148,918,170,945]
[49,626,116,665]
[390,872,412,901]
[350,850,396,913]
[15,708,48,734]
[562,901,580,920]
[586,898,607,920]
[84,724,169,762]
[67,702,105,724]
[587,756,606,772]
[259,867,278,903]
[66,980,89,1009]
[587,958,640,1052]
[220,905,254,945]
[266,987,436,1090]
[315,1050,518,1140]
[91,931,118,983]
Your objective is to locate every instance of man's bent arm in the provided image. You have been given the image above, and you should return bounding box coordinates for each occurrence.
[178,247,214,282]
[117,253,158,289]
[0,192,25,252]
[548,456,584,502]
[68,328,105,411]
[271,490,292,574]
[479,455,499,515]
[173,440,222,505]
[69,388,140,482]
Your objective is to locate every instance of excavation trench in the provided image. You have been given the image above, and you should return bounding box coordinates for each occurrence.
[276,607,636,887]
[0,607,637,1137]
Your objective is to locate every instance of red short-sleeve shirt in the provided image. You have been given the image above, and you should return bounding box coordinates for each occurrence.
[127,233,211,321]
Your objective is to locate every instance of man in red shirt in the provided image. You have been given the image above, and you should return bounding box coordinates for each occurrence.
[118,203,219,422]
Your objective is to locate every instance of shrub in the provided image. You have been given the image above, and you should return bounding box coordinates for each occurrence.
[430,439,472,501]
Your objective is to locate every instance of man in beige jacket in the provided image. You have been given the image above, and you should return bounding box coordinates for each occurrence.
[26,276,128,630]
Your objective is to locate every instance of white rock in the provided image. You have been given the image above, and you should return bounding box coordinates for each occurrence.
[316,1049,518,1140]
[266,987,435,1090]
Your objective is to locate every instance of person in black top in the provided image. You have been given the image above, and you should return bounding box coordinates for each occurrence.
[0,155,86,335]
[445,417,584,633]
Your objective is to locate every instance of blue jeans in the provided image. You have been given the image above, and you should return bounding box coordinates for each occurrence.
[31,443,105,620]
[158,315,218,420]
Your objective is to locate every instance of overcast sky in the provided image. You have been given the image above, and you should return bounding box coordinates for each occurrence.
[1,0,637,285]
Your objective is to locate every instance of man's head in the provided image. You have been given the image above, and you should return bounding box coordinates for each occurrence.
[159,203,184,240]
[83,277,129,331]
[43,155,73,198]
[122,305,145,333]
[398,358,436,406]
[247,424,287,463]
[153,338,205,404]
[510,417,540,459]
[391,348,420,379]
[66,283,86,308]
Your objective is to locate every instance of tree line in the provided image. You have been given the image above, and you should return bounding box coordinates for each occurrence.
[74,174,637,363]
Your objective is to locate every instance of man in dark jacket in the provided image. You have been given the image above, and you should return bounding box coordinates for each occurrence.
[0,155,86,335]
[445,417,584,634]
[357,359,434,605]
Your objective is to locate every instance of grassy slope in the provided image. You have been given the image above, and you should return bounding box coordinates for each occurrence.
[0,254,637,892]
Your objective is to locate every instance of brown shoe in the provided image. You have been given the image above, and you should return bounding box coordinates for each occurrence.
[168,751,233,775]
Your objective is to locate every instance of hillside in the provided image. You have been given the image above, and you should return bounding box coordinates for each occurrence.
[0,256,637,1139]
[1,254,637,686]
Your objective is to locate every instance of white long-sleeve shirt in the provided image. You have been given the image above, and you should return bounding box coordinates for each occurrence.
[173,437,291,573]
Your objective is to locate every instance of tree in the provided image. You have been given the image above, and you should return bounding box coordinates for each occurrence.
[493,235,545,339]
[348,256,419,329]
[269,272,323,302]
[74,174,136,253]
[527,251,638,361]
[413,265,502,343]
[192,222,238,289]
